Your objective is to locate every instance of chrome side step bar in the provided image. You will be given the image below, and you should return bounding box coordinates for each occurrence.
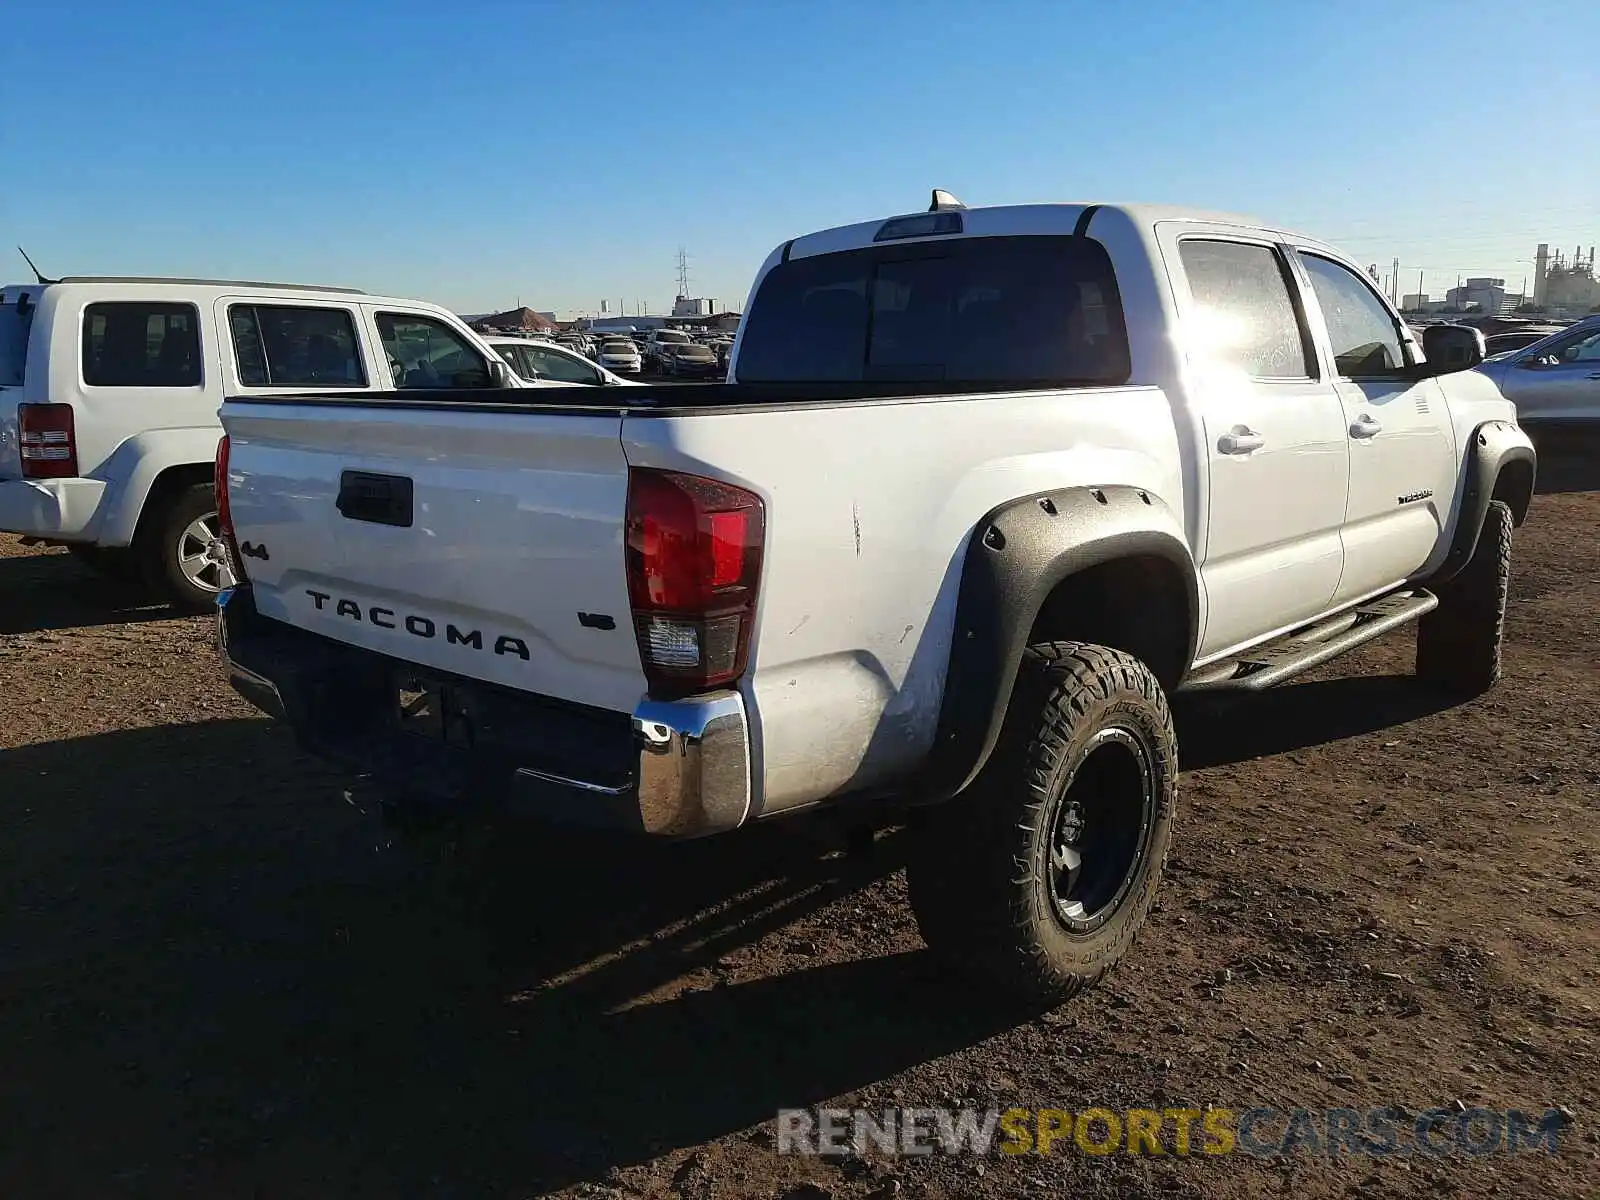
[1180,590,1438,694]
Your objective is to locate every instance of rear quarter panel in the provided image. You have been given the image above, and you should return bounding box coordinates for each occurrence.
[622,389,1185,817]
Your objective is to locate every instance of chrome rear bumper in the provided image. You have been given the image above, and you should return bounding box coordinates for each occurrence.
[216,587,751,837]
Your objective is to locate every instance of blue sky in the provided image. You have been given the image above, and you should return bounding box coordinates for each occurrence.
[2,0,1594,316]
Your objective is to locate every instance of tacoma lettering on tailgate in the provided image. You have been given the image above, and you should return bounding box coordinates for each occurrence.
[304,589,530,660]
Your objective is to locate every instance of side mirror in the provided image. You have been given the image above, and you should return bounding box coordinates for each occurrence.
[1416,323,1485,378]
[487,358,513,388]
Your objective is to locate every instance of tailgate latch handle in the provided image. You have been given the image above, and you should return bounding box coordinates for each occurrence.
[337,471,415,528]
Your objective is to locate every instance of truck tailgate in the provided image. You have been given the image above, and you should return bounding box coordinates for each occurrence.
[221,400,646,713]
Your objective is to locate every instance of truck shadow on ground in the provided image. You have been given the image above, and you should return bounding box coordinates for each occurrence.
[0,663,1483,1193]
[1172,674,1462,769]
[0,549,173,634]
[0,718,1013,1196]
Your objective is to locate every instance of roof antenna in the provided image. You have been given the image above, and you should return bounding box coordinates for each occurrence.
[929,189,967,212]
[17,247,56,285]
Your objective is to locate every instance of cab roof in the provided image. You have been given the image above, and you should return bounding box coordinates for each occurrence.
[785,201,1325,261]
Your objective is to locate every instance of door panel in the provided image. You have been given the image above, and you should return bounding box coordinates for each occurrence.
[1502,325,1600,422]
[1159,229,1350,660]
[1332,377,1457,600]
[1198,386,1349,655]
[1294,252,1458,604]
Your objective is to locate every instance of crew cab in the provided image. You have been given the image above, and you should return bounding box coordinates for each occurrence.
[215,194,1535,1004]
[0,275,516,608]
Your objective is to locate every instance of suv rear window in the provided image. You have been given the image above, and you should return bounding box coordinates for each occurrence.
[82,302,201,388]
[736,235,1130,386]
[0,294,33,387]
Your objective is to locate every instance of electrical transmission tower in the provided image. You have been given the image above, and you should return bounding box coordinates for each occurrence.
[675,247,691,300]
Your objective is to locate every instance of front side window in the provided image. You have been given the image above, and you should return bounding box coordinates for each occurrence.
[736,235,1130,386]
[524,345,603,385]
[82,302,201,387]
[1300,254,1407,377]
[490,343,534,381]
[229,304,366,387]
[1178,240,1311,379]
[1547,328,1600,364]
[376,313,492,388]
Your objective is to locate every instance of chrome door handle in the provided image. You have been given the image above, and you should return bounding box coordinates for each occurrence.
[1586,371,1600,380]
[1350,414,1382,439]
[1218,427,1265,455]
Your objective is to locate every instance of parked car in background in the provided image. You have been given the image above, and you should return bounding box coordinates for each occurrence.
[1476,314,1600,426]
[0,274,514,608]
[595,338,643,375]
[485,336,639,386]
[660,340,722,378]
[1483,327,1568,358]
[644,328,692,368]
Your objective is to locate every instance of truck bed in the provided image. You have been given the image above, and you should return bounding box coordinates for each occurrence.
[226,379,1107,415]
[220,379,1186,816]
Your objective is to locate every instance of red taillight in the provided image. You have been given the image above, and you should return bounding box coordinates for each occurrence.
[18,404,78,479]
[214,434,245,582]
[625,468,764,696]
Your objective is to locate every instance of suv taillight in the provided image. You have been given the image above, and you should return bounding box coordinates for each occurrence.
[625,468,764,696]
[18,404,78,479]
[214,434,245,582]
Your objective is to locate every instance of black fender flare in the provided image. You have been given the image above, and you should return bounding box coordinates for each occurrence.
[919,485,1199,801]
[1430,420,1536,587]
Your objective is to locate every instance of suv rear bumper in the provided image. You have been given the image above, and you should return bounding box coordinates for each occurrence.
[217,587,752,837]
[0,478,107,540]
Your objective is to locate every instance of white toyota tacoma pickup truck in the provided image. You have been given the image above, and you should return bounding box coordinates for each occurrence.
[215,194,1535,1003]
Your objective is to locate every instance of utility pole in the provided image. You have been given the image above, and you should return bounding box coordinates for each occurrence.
[1391,257,1400,306]
[1417,268,1424,305]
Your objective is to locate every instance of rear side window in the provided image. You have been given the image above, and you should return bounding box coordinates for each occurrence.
[82,302,201,387]
[229,304,366,387]
[0,295,33,387]
[736,236,1130,386]
[1178,240,1312,379]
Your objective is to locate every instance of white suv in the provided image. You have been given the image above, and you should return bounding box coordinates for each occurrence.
[0,275,515,608]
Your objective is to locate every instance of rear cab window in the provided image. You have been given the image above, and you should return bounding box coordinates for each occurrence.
[229,304,367,387]
[735,235,1131,386]
[82,302,201,387]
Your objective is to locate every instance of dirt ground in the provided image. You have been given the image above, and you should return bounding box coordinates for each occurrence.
[2,447,1596,1199]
